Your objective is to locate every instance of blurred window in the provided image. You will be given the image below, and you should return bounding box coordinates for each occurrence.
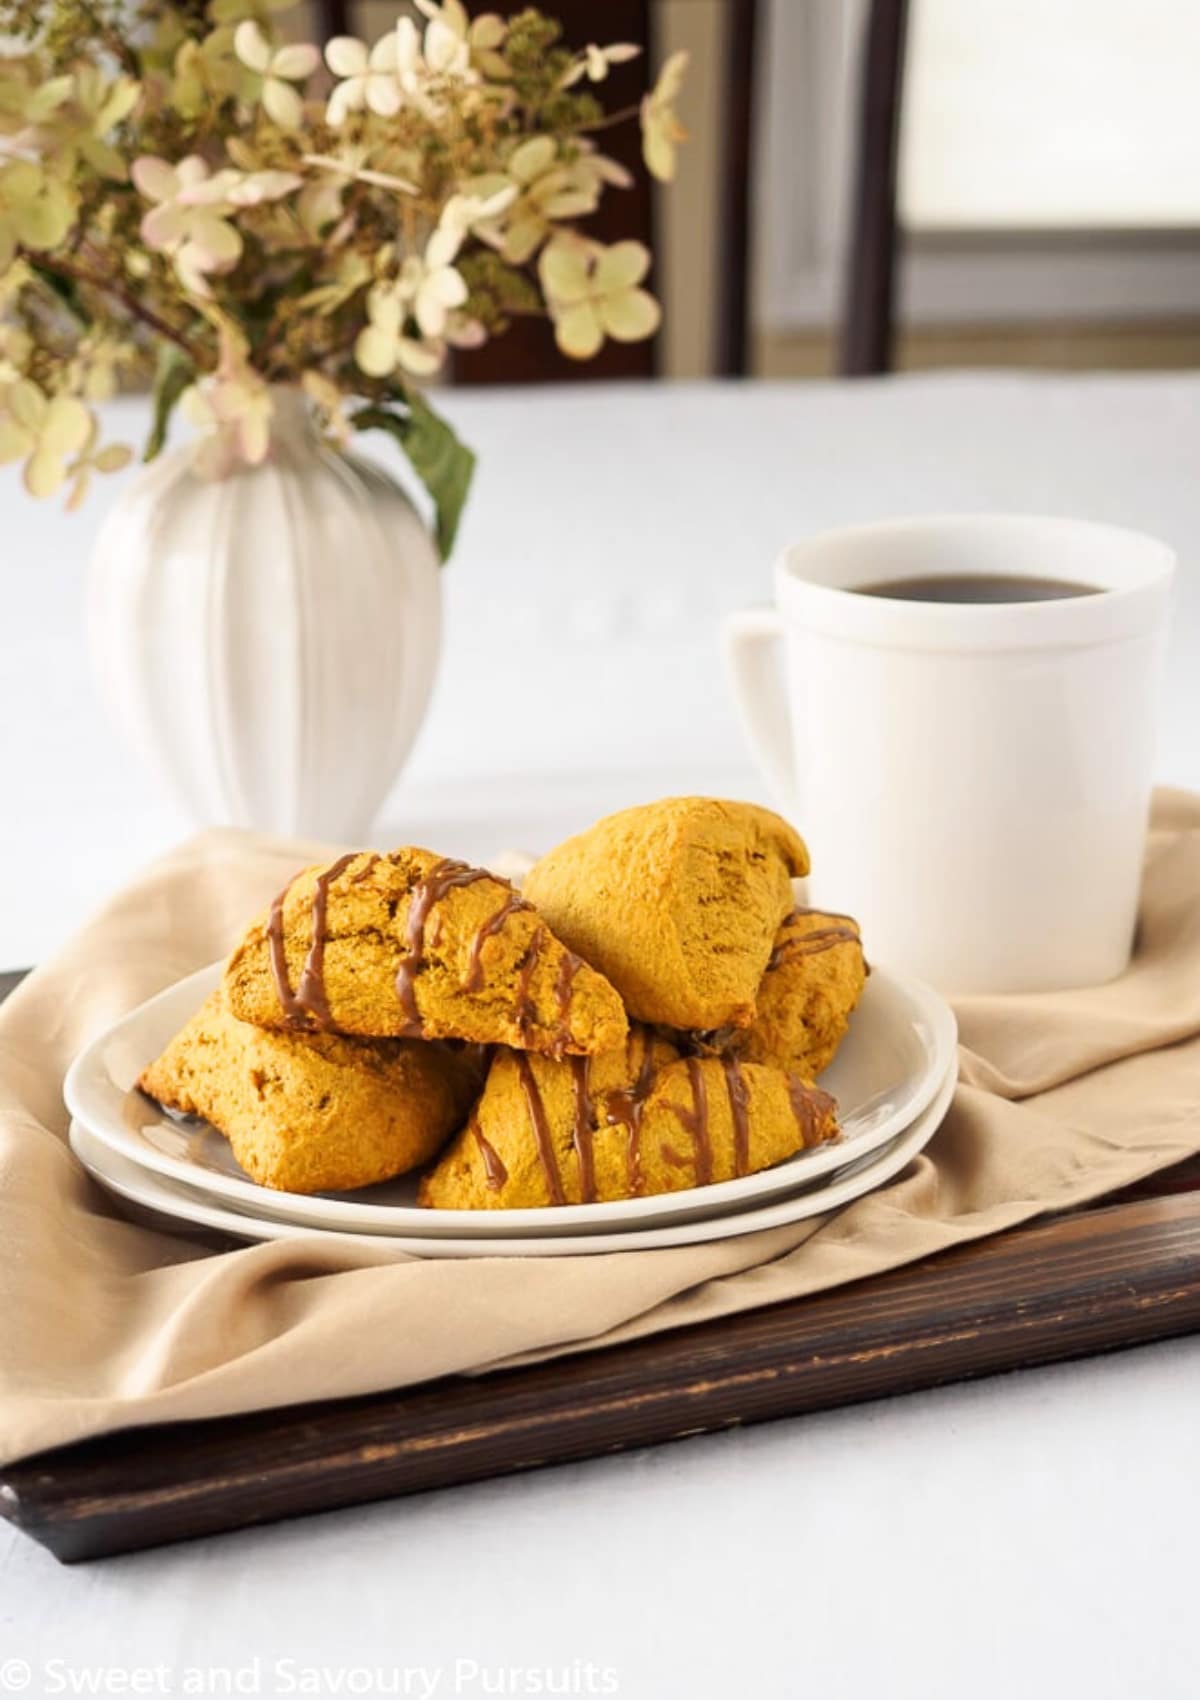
[901,0,1200,230]
[759,0,1200,330]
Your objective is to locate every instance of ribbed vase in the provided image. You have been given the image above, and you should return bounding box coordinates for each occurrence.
[87,389,441,839]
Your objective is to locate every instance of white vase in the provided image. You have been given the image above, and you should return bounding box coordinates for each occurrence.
[87,388,441,840]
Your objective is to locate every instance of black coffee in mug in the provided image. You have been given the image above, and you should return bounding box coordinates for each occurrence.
[854,574,1103,603]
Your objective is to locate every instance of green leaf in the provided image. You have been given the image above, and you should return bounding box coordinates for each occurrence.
[352,394,476,562]
[401,391,476,561]
[143,344,194,464]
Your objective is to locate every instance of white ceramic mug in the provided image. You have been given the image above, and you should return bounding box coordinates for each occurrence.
[724,514,1175,994]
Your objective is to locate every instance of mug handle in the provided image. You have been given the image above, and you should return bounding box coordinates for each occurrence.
[721,607,797,811]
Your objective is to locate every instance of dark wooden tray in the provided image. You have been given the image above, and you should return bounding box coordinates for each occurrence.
[3,970,1200,1563]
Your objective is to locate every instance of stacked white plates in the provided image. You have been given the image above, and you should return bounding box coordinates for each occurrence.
[65,963,958,1258]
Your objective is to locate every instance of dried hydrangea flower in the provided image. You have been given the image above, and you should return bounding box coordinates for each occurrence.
[485,136,600,265]
[0,0,688,551]
[355,282,444,379]
[133,155,243,294]
[133,156,299,293]
[62,429,131,512]
[233,22,319,129]
[641,50,689,182]
[538,234,660,359]
[407,233,470,339]
[560,42,641,89]
[0,161,75,270]
[325,30,405,125]
[414,1,504,78]
[0,380,100,500]
[34,67,140,181]
[181,365,274,479]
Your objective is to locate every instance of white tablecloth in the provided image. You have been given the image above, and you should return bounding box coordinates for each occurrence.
[2,373,1198,1695]
[5,370,1200,963]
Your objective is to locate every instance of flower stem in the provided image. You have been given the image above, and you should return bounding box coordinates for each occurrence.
[576,103,642,135]
[24,254,205,366]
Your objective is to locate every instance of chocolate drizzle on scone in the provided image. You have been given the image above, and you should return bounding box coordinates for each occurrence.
[267,852,360,1031]
[514,1052,565,1206]
[243,811,856,1213]
[473,1123,509,1192]
[295,853,360,1026]
[394,858,493,1034]
[667,1056,712,1186]
[768,908,861,970]
[350,854,381,885]
[568,1055,597,1203]
[512,929,543,1039]
[266,882,304,1026]
[720,1054,752,1177]
[393,862,584,1055]
[556,1043,755,1202]
[602,1029,659,1196]
[553,951,581,1045]
[464,888,529,989]
[787,1078,838,1146]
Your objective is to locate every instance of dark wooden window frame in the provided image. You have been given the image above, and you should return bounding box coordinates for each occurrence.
[312,0,759,379]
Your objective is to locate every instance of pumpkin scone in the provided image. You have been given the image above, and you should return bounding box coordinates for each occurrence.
[521,798,811,1031]
[735,908,867,1078]
[419,1030,839,1210]
[139,991,484,1194]
[224,848,627,1057]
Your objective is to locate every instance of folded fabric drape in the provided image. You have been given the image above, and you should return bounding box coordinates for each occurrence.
[3,793,1199,1468]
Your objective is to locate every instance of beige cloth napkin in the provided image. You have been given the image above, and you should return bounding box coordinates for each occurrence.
[3,790,1200,1468]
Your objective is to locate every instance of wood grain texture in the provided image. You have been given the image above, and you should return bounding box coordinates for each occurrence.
[4,1182,1200,1563]
[714,0,758,377]
[839,0,909,376]
[5,961,1199,1561]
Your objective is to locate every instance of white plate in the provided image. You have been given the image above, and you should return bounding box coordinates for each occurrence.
[64,962,957,1237]
[69,1060,955,1257]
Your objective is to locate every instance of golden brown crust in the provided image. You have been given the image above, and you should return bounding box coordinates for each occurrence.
[521,798,810,1031]
[418,1031,838,1210]
[223,847,628,1057]
[150,806,860,1206]
[139,991,484,1194]
[735,909,867,1078]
